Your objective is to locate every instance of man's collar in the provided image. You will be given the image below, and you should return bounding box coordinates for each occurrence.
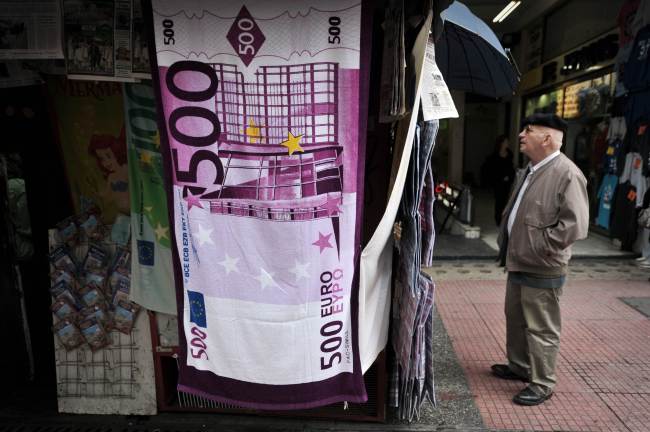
[528,150,560,173]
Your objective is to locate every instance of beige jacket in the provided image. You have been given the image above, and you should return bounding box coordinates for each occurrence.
[497,153,589,276]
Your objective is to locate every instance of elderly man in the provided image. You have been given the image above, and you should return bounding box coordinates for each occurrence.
[492,113,589,406]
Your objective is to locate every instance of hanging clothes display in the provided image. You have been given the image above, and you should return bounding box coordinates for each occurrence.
[574,127,591,175]
[390,119,439,422]
[149,0,370,409]
[420,168,436,267]
[620,152,648,207]
[395,120,438,301]
[596,174,618,229]
[606,6,646,243]
[357,10,433,374]
[124,82,176,315]
[622,24,650,94]
[378,0,406,122]
[607,117,628,142]
[624,118,650,174]
[611,182,640,250]
[618,0,641,48]
[604,138,624,176]
[632,0,650,34]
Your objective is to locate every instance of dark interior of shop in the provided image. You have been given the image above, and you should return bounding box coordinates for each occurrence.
[1,85,74,408]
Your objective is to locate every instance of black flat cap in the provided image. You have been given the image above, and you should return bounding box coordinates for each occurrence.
[522,113,568,133]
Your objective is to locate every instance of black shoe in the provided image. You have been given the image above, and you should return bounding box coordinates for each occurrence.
[512,386,553,406]
[491,364,529,382]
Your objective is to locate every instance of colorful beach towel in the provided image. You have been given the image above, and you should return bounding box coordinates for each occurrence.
[46,77,128,222]
[124,82,176,315]
[149,0,370,409]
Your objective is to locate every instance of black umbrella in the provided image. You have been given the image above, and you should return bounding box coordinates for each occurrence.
[435,1,520,98]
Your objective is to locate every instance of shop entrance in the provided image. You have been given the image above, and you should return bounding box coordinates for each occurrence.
[431,79,635,261]
[430,97,506,260]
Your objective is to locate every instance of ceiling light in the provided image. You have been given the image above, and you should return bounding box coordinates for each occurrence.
[493,1,522,23]
[493,1,516,22]
[497,1,521,23]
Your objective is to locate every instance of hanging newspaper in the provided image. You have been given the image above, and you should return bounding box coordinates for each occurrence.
[0,0,64,59]
[421,36,458,121]
[131,0,151,78]
[149,0,370,409]
[63,0,136,82]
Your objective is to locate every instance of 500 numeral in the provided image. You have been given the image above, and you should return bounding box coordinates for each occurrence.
[319,269,344,370]
[320,320,343,369]
[328,16,341,44]
[190,326,209,359]
[236,17,257,55]
[164,61,224,196]
[162,19,175,45]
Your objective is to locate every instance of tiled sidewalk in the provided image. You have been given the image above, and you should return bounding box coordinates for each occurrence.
[434,273,650,432]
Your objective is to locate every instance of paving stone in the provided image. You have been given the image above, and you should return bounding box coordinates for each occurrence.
[433,262,650,432]
[619,297,650,318]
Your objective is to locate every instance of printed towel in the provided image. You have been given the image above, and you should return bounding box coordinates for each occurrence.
[149,0,369,409]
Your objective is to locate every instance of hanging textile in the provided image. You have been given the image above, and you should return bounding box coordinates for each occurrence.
[420,168,436,267]
[378,0,406,123]
[620,152,648,207]
[358,10,433,374]
[149,0,370,409]
[396,120,438,296]
[46,77,128,222]
[596,174,618,229]
[390,120,438,422]
[124,82,176,315]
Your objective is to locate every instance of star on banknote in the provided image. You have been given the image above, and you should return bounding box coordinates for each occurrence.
[281,131,304,156]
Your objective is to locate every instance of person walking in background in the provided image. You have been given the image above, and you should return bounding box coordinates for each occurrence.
[485,134,515,226]
[492,114,589,406]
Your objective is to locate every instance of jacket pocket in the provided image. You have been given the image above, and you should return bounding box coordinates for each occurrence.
[523,212,559,265]
[523,211,558,229]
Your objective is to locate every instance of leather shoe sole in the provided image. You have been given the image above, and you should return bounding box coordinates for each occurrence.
[513,388,553,406]
[491,364,529,382]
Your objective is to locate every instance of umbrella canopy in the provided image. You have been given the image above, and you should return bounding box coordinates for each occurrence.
[436,1,520,98]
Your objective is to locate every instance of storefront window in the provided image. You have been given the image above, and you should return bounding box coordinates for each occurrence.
[524,88,564,118]
[563,73,614,119]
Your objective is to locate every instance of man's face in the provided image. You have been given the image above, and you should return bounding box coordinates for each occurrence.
[518,124,548,159]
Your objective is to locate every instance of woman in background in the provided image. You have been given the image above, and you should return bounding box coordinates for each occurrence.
[486,134,515,226]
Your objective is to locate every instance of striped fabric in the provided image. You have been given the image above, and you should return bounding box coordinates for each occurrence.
[391,120,439,421]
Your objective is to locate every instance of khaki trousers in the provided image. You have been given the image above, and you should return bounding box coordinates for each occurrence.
[505,275,563,392]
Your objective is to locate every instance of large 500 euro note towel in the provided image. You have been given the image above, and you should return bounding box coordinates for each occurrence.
[149,0,370,409]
